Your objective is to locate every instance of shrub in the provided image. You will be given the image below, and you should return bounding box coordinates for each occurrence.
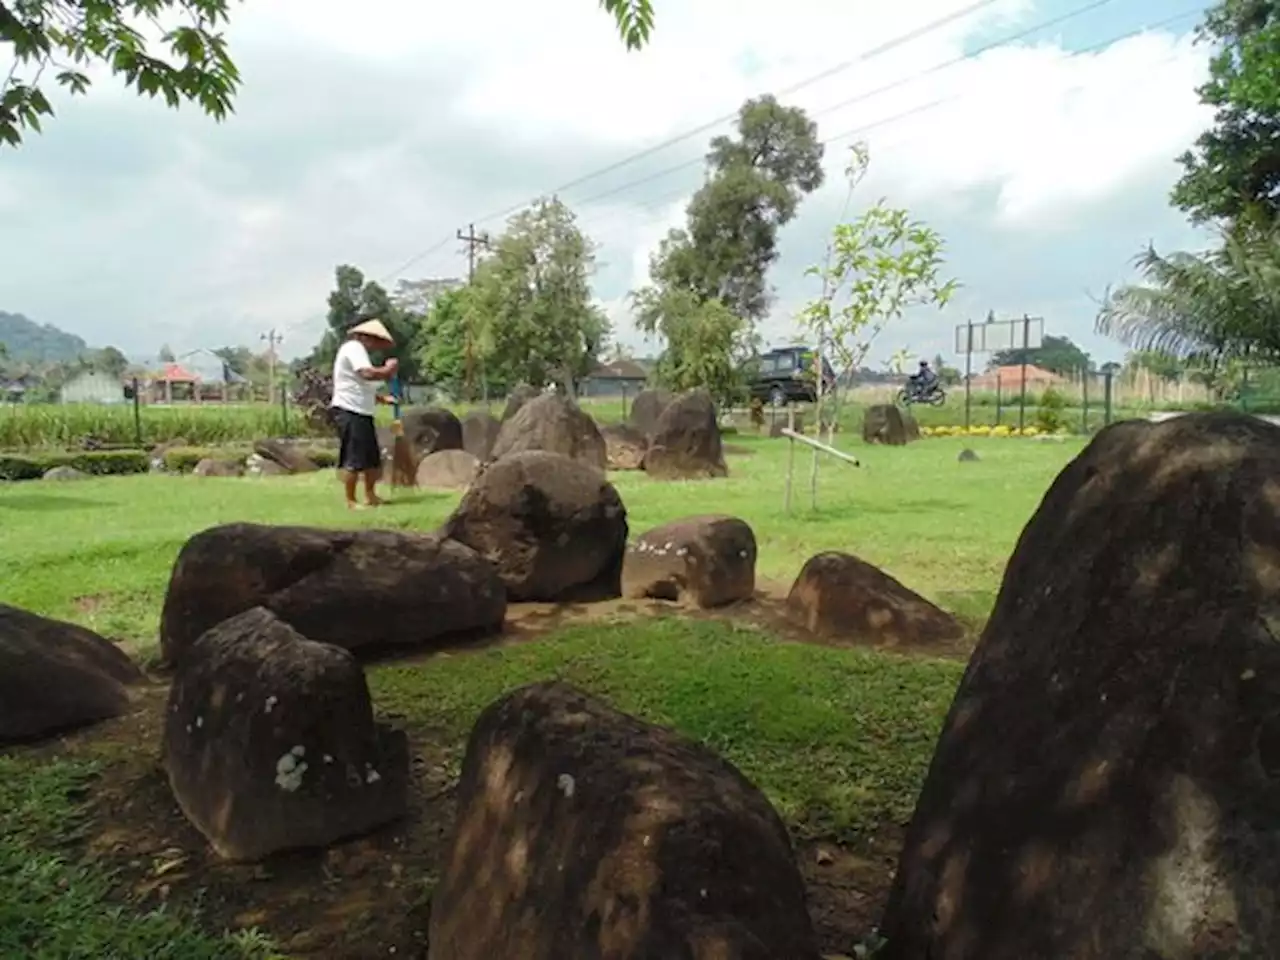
[162,447,248,473]
[160,444,335,472]
[1034,388,1068,434]
[292,365,336,434]
[0,450,150,481]
[0,403,323,449]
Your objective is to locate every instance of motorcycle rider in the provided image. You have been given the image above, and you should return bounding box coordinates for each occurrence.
[909,359,938,396]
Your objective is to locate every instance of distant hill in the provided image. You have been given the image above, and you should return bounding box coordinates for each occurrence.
[0,312,89,364]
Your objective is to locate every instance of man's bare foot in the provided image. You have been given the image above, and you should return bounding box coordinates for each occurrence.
[365,495,386,507]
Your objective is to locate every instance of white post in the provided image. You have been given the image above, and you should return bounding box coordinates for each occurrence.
[784,404,795,515]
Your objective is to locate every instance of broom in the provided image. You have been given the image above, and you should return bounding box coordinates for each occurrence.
[388,374,417,488]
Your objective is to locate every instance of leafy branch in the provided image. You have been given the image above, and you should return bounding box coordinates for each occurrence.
[1,0,242,147]
[600,0,654,51]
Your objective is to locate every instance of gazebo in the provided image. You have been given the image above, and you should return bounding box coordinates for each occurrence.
[150,362,200,403]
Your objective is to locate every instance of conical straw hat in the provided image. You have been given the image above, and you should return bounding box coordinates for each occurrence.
[349,319,394,344]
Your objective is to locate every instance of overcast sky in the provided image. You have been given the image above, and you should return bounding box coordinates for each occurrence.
[0,0,1214,368]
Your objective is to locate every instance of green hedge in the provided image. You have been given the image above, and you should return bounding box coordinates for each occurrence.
[161,446,246,473]
[161,445,337,473]
[0,450,150,481]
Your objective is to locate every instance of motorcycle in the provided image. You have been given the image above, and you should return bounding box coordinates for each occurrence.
[898,380,947,407]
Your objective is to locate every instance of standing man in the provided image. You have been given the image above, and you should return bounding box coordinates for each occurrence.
[330,319,398,509]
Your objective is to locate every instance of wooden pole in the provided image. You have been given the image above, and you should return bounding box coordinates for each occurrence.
[784,404,795,515]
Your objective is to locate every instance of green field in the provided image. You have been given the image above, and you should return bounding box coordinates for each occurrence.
[1,390,1143,450]
[0,433,1082,956]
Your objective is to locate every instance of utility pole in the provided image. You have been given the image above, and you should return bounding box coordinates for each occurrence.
[261,328,282,406]
[456,224,492,401]
[456,223,491,283]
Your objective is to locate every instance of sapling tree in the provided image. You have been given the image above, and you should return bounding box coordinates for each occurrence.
[801,145,959,439]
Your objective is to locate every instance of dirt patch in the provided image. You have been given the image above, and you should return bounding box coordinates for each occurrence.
[800,829,904,954]
[55,690,450,959]
[659,581,977,662]
[48,683,899,957]
[17,593,965,956]
[72,594,108,614]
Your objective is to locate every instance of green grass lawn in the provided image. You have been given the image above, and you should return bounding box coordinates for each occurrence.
[0,433,1082,956]
[3,433,1080,650]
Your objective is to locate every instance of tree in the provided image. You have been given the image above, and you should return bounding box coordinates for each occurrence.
[158,344,175,363]
[932,352,962,386]
[1172,0,1280,225]
[392,277,465,317]
[601,0,654,50]
[314,264,421,381]
[634,96,824,398]
[213,345,274,385]
[3,1,651,149]
[1125,349,1188,380]
[992,334,1092,375]
[1095,225,1280,363]
[93,346,130,377]
[651,96,825,325]
[1,0,240,148]
[414,286,507,398]
[632,285,750,406]
[465,197,609,392]
[800,146,958,429]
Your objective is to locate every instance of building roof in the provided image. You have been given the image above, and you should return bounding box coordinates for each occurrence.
[588,359,648,380]
[152,353,246,384]
[154,362,200,382]
[970,364,1066,388]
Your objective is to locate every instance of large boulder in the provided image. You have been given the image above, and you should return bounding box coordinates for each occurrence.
[785,552,962,649]
[861,405,914,445]
[501,384,541,423]
[628,387,674,438]
[159,524,506,667]
[878,412,1280,960]
[443,450,627,602]
[192,457,244,477]
[643,390,728,480]
[622,516,756,609]
[245,453,289,477]
[252,438,319,474]
[416,449,480,490]
[460,410,501,461]
[42,465,88,481]
[428,681,821,960]
[601,421,647,470]
[402,407,464,458]
[489,393,607,470]
[164,607,409,861]
[0,604,142,744]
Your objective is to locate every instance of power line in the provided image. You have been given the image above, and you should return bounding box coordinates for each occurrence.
[560,4,1207,241]
[378,0,1145,280]
[71,3,1207,338]
[496,0,1006,209]
[455,223,493,397]
[568,0,1135,211]
[456,223,492,283]
[376,0,1010,279]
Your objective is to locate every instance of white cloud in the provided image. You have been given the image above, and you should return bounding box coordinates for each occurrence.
[0,0,1214,369]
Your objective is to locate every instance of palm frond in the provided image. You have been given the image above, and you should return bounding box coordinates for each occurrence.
[1096,225,1280,362]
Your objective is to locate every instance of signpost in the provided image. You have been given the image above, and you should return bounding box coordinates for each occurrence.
[955,314,1044,429]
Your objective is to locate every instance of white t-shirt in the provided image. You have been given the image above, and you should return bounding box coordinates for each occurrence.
[331,339,378,416]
